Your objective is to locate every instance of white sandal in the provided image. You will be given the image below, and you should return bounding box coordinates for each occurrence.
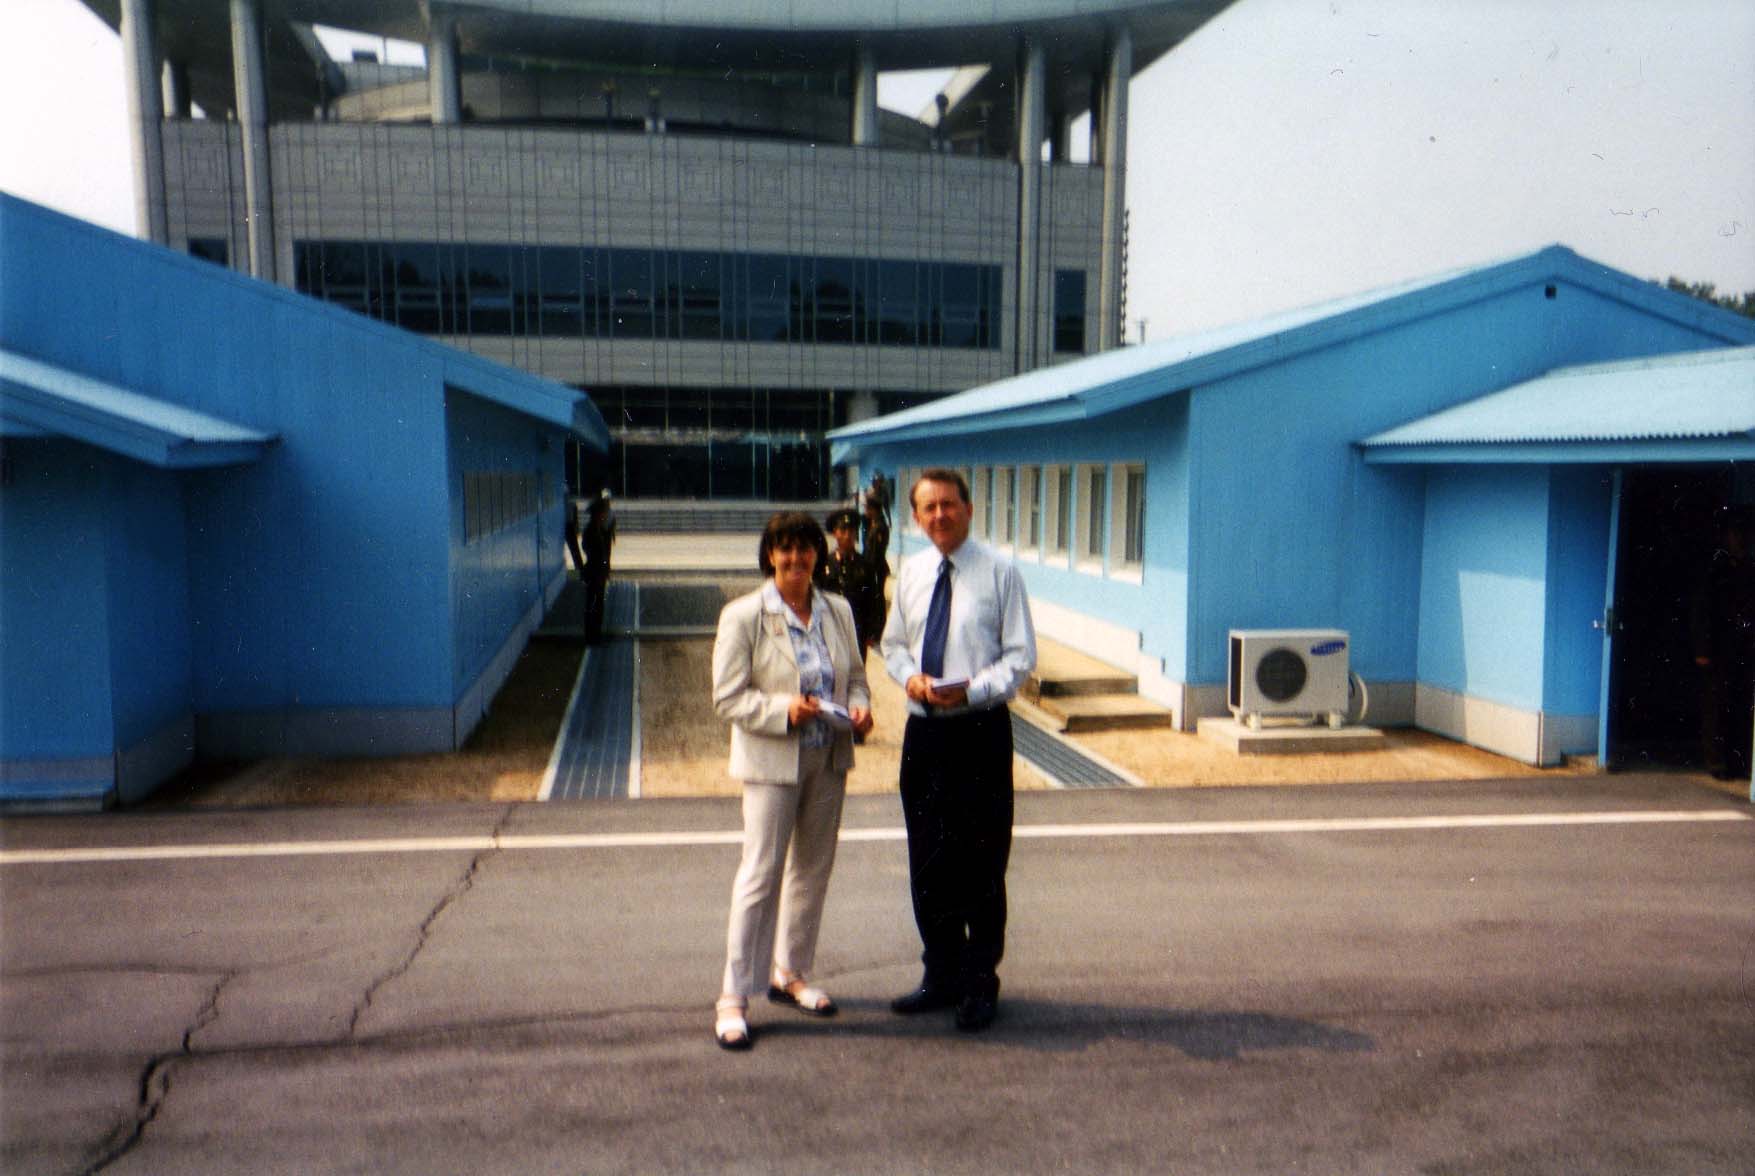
[715,997,752,1051]
[767,970,838,1018]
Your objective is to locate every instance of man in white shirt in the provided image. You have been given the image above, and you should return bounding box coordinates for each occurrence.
[879,468,1036,1031]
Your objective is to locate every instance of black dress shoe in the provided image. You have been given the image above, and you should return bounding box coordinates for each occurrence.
[954,990,998,1033]
[890,984,958,1015]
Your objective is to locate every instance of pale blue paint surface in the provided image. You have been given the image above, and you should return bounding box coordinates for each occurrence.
[0,194,608,804]
[1418,467,1551,710]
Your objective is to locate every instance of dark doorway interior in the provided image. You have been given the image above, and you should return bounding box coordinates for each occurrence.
[1607,466,1744,769]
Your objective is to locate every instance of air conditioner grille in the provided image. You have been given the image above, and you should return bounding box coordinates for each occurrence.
[1255,647,1307,702]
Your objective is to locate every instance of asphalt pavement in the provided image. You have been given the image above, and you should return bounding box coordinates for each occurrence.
[3,775,1752,1174]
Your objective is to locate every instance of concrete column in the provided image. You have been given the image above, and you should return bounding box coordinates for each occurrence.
[120,0,168,243]
[847,390,880,422]
[1081,71,1095,163]
[1014,39,1046,371]
[162,59,192,120]
[1096,29,1131,352]
[851,46,879,146]
[230,0,274,279]
[427,11,462,124]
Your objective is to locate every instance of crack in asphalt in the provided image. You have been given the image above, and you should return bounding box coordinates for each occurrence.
[346,804,518,1041]
[80,969,234,1175]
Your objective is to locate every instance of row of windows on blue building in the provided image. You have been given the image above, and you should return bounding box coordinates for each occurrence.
[275,240,1090,352]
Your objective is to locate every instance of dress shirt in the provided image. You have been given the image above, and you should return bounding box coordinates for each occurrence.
[881,536,1036,717]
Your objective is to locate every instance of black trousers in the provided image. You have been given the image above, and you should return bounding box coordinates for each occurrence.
[899,707,1014,991]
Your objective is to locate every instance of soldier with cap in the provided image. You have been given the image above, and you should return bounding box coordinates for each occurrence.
[819,507,880,658]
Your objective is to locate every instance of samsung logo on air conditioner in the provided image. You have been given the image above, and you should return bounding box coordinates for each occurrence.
[1309,639,1347,656]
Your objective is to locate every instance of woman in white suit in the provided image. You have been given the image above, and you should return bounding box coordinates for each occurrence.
[712,512,874,1050]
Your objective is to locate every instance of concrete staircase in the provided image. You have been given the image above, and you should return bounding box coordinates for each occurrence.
[1022,638,1176,733]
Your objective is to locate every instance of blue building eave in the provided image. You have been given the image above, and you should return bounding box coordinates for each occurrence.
[441,357,610,452]
[0,348,275,468]
[1361,436,1755,466]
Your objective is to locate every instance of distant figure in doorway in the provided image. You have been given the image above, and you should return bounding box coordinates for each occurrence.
[710,512,874,1051]
[1691,511,1755,780]
[862,492,891,610]
[582,492,616,644]
[868,470,894,527]
[818,508,880,658]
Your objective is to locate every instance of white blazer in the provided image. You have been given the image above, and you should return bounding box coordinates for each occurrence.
[712,585,870,784]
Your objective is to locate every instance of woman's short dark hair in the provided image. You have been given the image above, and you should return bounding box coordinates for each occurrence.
[757,511,828,576]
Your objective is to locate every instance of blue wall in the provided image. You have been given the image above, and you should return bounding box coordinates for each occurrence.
[1418,466,1552,710]
[845,255,1751,732]
[106,458,195,752]
[0,443,119,762]
[1185,283,1570,687]
[446,388,567,697]
[1542,467,1613,717]
[2,195,598,800]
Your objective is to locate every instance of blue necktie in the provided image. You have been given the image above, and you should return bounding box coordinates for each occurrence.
[921,559,952,678]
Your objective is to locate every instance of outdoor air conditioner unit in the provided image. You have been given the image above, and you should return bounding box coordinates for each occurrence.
[1228,629,1352,729]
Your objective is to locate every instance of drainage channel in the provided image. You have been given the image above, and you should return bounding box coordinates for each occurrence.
[1011,715,1139,789]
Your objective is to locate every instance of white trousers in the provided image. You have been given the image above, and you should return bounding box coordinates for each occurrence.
[721,746,848,999]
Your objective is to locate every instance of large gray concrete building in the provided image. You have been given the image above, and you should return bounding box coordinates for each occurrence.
[90,0,1232,498]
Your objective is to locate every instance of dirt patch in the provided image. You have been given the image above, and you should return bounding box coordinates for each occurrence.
[1061,720,1599,788]
[149,640,581,807]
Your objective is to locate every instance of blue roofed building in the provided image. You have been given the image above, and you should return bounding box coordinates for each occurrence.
[0,193,609,809]
[831,246,1755,771]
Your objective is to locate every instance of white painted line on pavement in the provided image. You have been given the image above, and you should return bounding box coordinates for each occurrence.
[1,809,1744,867]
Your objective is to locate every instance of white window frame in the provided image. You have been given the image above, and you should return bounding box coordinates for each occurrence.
[1018,465,1042,558]
[969,466,990,538]
[1109,462,1145,582]
[993,466,1016,549]
[1044,464,1071,565]
[1074,462,1107,574]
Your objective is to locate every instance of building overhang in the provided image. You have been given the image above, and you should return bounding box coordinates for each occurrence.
[0,348,276,468]
[78,0,1234,123]
[1360,437,1755,466]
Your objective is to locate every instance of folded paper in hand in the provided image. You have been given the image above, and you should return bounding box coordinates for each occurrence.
[816,700,853,730]
[929,677,969,693]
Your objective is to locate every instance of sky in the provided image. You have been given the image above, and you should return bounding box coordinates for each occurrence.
[2,0,1751,341]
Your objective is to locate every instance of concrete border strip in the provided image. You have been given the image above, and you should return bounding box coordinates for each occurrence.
[538,646,593,802]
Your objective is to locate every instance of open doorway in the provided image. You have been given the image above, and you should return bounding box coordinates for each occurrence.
[1605,466,1749,770]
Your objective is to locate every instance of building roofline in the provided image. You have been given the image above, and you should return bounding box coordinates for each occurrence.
[829,245,1755,456]
[0,193,609,454]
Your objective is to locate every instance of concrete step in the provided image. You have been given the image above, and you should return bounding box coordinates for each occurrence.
[1026,637,1139,700]
[1033,693,1177,733]
[1027,672,1139,699]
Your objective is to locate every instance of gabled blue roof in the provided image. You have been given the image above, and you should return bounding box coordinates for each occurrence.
[0,193,610,453]
[1359,345,1755,465]
[0,347,276,468]
[829,245,1755,462]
